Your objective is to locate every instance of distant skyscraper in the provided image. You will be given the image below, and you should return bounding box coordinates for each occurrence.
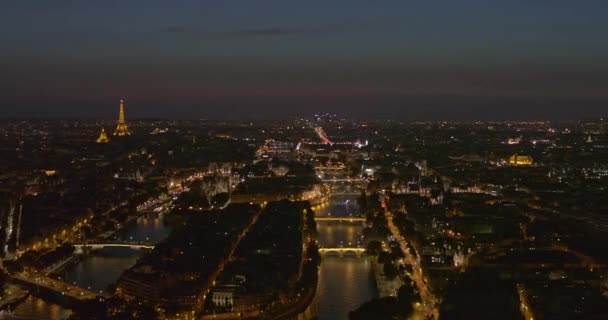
[113,99,131,136]
[96,128,110,143]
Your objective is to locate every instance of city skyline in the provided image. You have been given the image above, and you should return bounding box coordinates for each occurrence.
[2,2,608,320]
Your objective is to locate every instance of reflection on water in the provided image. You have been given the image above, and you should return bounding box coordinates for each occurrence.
[8,213,172,319]
[314,196,360,218]
[63,248,143,293]
[64,213,172,293]
[6,296,71,320]
[115,214,172,243]
[317,223,364,247]
[316,257,377,320]
[10,198,375,320]
[314,196,378,320]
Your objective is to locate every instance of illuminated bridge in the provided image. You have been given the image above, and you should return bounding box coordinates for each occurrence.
[314,217,365,222]
[14,272,100,301]
[74,243,154,254]
[318,247,366,257]
[322,178,364,182]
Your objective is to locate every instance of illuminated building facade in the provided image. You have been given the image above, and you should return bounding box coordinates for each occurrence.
[508,154,533,165]
[113,99,131,136]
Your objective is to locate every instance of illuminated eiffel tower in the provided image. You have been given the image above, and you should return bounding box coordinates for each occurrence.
[113,99,131,136]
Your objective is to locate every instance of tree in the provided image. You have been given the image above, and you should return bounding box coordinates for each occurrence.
[307,241,321,266]
[366,240,382,256]
[0,269,8,288]
[383,262,399,280]
[397,281,421,318]
[389,241,405,259]
[349,297,402,320]
[357,190,368,215]
[403,264,414,275]
[378,250,392,264]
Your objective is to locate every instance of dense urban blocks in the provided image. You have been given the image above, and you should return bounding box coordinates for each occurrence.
[206,200,319,317]
[117,203,260,317]
[0,117,607,319]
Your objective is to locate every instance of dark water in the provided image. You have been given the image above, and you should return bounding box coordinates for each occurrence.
[3,296,71,320]
[64,213,172,293]
[62,248,142,293]
[62,214,172,293]
[317,223,365,247]
[10,213,171,319]
[11,199,376,320]
[317,257,377,320]
[314,196,360,218]
[314,197,378,320]
[114,213,172,243]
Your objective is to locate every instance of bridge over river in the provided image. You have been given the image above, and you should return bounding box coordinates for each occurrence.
[314,216,365,222]
[312,192,378,319]
[318,247,366,257]
[13,272,99,302]
[73,243,154,254]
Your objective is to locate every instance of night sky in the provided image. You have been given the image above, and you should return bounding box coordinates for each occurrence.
[1,1,607,120]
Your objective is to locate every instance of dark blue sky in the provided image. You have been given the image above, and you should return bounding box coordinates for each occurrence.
[1,0,607,120]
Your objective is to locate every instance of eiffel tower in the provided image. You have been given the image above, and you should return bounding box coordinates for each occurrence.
[113,99,131,136]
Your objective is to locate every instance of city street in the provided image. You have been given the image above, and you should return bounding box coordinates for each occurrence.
[383,200,439,319]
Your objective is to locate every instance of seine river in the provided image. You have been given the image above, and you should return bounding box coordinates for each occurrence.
[314,195,378,320]
[7,214,171,320]
[8,196,377,320]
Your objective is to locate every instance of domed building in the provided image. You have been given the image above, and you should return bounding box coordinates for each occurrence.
[96,128,110,143]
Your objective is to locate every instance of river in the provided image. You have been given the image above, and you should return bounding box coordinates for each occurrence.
[8,197,377,320]
[314,195,378,320]
[62,213,172,293]
[7,213,172,319]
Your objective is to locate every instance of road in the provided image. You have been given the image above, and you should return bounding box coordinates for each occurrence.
[313,126,332,144]
[384,206,439,319]
[517,284,534,320]
[14,272,100,300]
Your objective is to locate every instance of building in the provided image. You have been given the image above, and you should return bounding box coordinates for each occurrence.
[117,265,162,306]
[212,286,236,310]
[508,154,533,166]
[96,128,110,143]
[257,140,296,160]
[113,99,131,136]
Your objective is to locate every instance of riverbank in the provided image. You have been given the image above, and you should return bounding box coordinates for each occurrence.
[370,256,404,298]
[0,284,29,312]
[46,255,81,275]
[200,266,319,320]
[266,264,319,320]
[3,211,172,316]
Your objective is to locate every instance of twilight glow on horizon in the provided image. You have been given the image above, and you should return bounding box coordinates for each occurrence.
[1,0,608,120]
